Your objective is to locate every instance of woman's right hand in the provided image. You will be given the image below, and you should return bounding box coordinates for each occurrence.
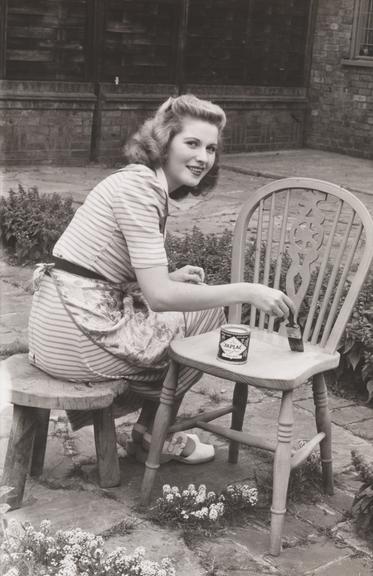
[246,283,295,319]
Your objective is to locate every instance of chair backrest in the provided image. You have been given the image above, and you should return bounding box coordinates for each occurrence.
[228,177,373,354]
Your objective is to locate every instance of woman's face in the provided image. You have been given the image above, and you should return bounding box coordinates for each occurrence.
[164,116,218,192]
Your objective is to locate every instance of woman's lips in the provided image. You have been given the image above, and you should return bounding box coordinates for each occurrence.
[187,166,204,176]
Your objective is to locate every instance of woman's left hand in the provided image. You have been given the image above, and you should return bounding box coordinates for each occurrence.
[169,265,205,284]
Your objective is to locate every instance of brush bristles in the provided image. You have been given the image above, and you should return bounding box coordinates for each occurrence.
[288,337,304,352]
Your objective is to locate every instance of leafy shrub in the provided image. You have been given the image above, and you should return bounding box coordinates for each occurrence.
[337,270,373,402]
[351,450,373,543]
[0,519,175,576]
[0,186,75,264]
[166,227,234,285]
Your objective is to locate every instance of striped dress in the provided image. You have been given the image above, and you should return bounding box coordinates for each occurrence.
[28,164,225,429]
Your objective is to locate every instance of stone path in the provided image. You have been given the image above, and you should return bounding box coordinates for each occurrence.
[1,149,373,575]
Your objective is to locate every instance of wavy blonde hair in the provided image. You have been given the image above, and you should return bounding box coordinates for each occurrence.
[123,94,226,197]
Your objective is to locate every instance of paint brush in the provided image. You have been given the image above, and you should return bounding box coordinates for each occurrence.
[286,310,304,352]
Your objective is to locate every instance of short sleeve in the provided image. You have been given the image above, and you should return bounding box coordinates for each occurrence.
[112,167,169,269]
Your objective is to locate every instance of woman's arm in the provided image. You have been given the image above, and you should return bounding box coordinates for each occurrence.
[135,266,294,317]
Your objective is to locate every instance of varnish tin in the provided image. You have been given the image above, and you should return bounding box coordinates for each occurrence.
[217,324,251,364]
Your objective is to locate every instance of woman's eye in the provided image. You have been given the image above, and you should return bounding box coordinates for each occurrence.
[186,140,198,148]
[207,146,217,154]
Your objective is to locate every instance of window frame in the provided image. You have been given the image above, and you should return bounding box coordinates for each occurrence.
[344,0,373,67]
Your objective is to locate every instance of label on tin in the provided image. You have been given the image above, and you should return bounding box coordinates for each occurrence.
[217,324,250,363]
[220,336,247,359]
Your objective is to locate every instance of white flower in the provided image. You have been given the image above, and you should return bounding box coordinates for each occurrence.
[166,494,174,502]
[171,486,180,495]
[208,507,219,521]
[162,484,171,494]
[187,484,195,492]
[196,493,206,504]
[4,568,19,576]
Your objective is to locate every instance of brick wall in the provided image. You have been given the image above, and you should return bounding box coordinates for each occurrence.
[306,0,373,159]
[0,81,96,165]
[97,84,307,164]
[0,82,307,165]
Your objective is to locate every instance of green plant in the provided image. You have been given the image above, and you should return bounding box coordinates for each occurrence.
[0,519,175,576]
[336,270,373,403]
[0,186,75,264]
[351,450,373,543]
[166,227,234,285]
[150,483,257,532]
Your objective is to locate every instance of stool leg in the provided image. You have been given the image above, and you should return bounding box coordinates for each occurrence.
[93,406,120,488]
[141,360,179,505]
[30,408,50,477]
[229,382,248,463]
[1,404,37,510]
[313,372,334,495]
[270,390,293,556]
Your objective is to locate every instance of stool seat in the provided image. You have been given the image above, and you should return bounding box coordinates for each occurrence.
[2,353,128,410]
[1,354,126,509]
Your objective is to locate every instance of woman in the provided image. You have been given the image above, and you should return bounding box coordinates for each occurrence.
[29,94,294,464]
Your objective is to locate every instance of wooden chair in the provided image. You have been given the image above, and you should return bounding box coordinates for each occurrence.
[140,177,373,555]
[1,353,128,509]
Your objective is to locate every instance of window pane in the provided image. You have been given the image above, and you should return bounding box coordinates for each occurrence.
[6,0,88,80]
[185,0,249,84]
[185,0,310,86]
[102,0,179,83]
[359,0,373,56]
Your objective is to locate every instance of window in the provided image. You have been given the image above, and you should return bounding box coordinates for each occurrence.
[101,0,179,83]
[5,0,89,80]
[352,0,373,58]
[185,0,310,86]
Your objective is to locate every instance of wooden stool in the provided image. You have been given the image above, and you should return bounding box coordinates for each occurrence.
[1,353,128,509]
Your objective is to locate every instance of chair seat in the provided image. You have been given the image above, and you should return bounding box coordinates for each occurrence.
[170,328,340,391]
[1,353,128,410]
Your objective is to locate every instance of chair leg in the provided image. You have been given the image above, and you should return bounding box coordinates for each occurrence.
[270,390,294,556]
[30,408,50,477]
[140,360,179,505]
[229,382,248,463]
[1,404,37,510]
[93,406,121,488]
[312,372,334,495]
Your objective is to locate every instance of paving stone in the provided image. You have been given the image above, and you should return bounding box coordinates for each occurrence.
[331,520,373,559]
[294,397,358,415]
[346,420,373,441]
[6,483,133,533]
[292,383,314,401]
[193,533,278,575]
[279,513,318,546]
[269,536,354,575]
[106,526,205,576]
[329,406,373,426]
[287,501,344,532]
[313,554,373,575]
